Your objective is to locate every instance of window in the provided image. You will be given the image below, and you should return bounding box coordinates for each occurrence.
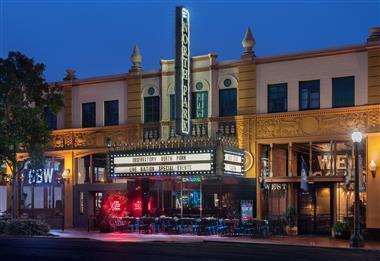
[104,100,119,126]
[94,167,105,183]
[170,95,176,121]
[299,80,320,110]
[332,76,355,108]
[192,91,208,119]
[95,192,103,210]
[219,89,237,116]
[44,107,57,130]
[268,83,287,113]
[79,192,84,215]
[144,96,160,123]
[82,102,96,128]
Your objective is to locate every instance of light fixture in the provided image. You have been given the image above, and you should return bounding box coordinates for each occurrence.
[106,137,112,148]
[62,169,71,179]
[351,131,363,143]
[370,160,377,178]
[216,130,223,142]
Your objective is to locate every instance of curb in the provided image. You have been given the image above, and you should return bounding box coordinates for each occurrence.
[202,239,380,252]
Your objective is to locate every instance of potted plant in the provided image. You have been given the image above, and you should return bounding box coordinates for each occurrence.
[285,207,298,236]
[332,221,351,239]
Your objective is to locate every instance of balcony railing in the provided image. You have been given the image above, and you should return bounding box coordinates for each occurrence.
[143,122,160,141]
[217,117,236,136]
[169,118,209,139]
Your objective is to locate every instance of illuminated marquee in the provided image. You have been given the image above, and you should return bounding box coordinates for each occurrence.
[223,150,245,176]
[175,6,191,135]
[110,148,215,177]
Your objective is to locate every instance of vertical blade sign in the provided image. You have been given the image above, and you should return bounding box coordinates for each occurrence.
[175,6,190,135]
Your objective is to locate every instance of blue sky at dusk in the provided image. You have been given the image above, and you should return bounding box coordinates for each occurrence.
[0,0,379,82]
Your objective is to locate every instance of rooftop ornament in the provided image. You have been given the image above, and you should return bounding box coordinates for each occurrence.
[130,44,142,73]
[241,27,255,59]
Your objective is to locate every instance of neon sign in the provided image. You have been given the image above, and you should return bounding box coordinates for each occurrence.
[175,6,190,135]
[23,158,64,185]
[133,200,142,211]
[27,168,54,184]
[111,200,121,212]
[101,193,128,218]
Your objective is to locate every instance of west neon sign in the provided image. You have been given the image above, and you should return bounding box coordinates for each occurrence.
[175,6,190,135]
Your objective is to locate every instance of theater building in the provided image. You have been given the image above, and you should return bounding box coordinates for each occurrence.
[10,25,380,238]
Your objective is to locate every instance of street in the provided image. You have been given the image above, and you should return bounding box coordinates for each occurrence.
[0,237,379,261]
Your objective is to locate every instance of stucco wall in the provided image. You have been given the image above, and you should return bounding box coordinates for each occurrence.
[71,81,127,128]
[256,52,368,113]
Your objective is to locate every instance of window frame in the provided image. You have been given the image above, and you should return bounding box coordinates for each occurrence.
[299,80,320,111]
[219,88,237,117]
[267,83,288,113]
[144,96,160,123]
[332,76,355,108]
[104,100,119,126]
[191,91,208,119]
[170,94,176,121]
[82,102,96,128]
[44,107,57,130]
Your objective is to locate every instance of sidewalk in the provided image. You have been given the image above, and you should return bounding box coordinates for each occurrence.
[50,229,380,251]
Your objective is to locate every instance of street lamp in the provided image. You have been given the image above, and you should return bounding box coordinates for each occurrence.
[215,129,223,218]
[61,169,71,232]
[106,137,112,182]
[350,131,364,248]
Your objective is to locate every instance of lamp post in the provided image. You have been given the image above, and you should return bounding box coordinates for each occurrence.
[215,130,223,218]
[106,137,112,182]
[61,169,71,232]
[350,131,364,247]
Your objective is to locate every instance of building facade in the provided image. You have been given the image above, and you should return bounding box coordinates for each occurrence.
[7,27,380,237]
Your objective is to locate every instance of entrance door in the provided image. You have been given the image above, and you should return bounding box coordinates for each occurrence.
[0,186,6,213]
[298,183,333,234]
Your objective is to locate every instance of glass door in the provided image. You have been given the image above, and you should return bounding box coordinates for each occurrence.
[298,183,333,234]
[298,188,315,234]
[315,184,333,234]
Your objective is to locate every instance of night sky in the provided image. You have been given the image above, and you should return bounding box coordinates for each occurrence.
[1,0,379,82]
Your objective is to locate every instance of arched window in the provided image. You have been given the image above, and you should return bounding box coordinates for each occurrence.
[191,81,208,119]
[143,87,160,123]
[219,77,237,117]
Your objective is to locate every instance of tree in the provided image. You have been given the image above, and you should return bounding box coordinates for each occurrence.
[0,51,64,218]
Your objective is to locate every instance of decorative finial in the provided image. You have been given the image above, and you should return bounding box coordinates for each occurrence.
[130,44,142,72]
[63,69,76,81]
[241,27,256,59]
[368,27,380,44]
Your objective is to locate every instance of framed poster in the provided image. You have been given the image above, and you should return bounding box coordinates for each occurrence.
[241,200,253,222]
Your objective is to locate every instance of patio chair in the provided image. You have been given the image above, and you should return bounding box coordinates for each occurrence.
[150,218,161,233]
[162,218,176,233]
[139,218,151,234]
[192,218,201,234]
[216,219,228,235]
[204,218,218,235]
[128,218,139,232]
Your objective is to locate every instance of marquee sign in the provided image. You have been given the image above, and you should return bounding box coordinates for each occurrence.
[110,148,215,177]
[223,149,245,176]
[175,6,191,135]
